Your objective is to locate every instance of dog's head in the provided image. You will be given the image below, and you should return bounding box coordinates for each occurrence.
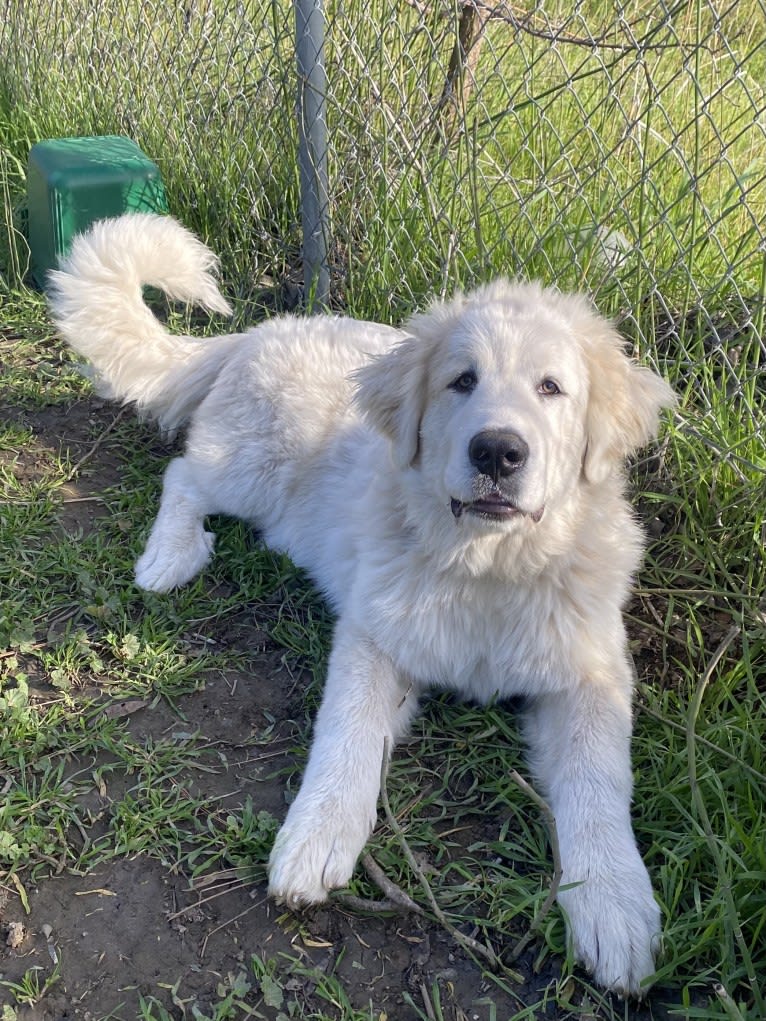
[355,280,675,530]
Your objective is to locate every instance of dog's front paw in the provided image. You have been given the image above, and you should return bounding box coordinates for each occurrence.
[135,528,216,593]
[559,852,660,996]
[267,804,372,907]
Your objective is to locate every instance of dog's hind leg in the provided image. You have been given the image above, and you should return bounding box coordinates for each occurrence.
[134,456,217,593]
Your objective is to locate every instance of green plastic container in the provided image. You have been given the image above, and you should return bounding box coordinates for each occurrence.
[27,135,169,287]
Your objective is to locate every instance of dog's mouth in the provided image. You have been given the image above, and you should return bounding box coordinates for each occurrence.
[450,495,544,523]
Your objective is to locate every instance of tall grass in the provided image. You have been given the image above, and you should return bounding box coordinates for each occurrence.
[1,0,764,320]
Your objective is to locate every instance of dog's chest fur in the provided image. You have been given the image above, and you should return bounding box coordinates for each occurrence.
[345,539,611,701]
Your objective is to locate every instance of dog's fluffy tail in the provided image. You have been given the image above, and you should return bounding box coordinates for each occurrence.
[48,213,236,433]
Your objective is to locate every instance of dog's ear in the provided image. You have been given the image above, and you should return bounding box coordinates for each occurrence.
[353,332,432,468]
[576,306,676,483]
[354,297,463,467]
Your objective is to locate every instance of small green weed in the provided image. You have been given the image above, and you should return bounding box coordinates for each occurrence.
[0,962,61,1007]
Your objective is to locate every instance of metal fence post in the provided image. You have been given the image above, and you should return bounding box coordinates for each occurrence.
[295,0,330,310]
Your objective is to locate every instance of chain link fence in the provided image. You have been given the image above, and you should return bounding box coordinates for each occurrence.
[2,0,765,423]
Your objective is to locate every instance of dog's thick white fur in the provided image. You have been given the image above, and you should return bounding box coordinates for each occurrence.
[49,213,675,996]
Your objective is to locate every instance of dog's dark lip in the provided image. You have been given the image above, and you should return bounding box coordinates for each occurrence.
[451,497,544,522]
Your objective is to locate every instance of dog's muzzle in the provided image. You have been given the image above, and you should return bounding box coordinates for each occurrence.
[450,429,544,522]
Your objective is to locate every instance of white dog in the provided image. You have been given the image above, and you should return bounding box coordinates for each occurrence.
[49,213,675,996]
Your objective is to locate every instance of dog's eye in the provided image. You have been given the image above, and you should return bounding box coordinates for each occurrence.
[449,371,477,394]
[538,378,561,396]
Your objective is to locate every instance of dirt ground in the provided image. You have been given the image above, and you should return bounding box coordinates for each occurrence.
[0,396,686,1020]
[1,664,565,1021]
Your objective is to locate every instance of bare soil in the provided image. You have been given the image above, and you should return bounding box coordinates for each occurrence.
[0,396,686,1020]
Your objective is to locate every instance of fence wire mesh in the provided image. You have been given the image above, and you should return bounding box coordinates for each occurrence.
[1,0,765,432]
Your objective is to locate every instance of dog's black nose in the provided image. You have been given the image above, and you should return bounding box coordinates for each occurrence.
[469,430,529,481]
